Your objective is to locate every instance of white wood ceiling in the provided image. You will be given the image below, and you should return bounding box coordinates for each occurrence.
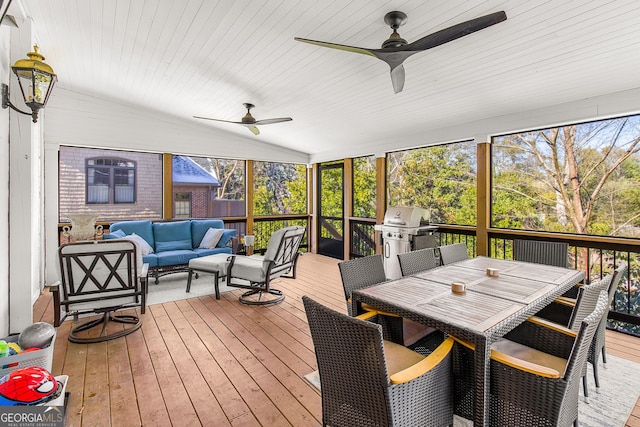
[13,0,640,160]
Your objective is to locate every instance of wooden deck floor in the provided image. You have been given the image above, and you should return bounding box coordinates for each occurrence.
[32,253,640,427]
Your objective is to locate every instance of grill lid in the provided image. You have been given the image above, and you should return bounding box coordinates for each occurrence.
[383,206,431,227]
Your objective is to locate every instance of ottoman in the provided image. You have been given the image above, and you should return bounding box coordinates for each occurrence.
[187,254,232,299]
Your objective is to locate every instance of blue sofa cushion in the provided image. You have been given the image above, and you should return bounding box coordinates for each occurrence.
[153,221,193,251]
[156,239,192,252]
[191,219,225,247]
[142,253,159,268]
[193,247,233,257]
[103,229,125,240]
[109,220,154,248]
[218,229,236,248]
[155,250,199,267]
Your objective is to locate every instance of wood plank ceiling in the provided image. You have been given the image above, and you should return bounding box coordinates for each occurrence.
[13,0,640,160]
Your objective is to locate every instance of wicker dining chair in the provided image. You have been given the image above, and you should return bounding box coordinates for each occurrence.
[531,274,611,399]
[338,254,435,346]
[397,248,438,276]
[587,262,626,390]
[513,239,569,268]
[438,243,469,265]
[302,295,454,427]
[487,291,608,427]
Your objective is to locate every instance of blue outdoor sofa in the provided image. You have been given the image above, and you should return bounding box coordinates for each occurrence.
[104,219,235,283]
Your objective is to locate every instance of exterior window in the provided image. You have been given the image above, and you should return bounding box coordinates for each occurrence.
[86,158,136,204]
[353,155,376,218]
[491,113,640,238]
[253,162,307,215]
[174,192,192,218]
[172,156,242,218]
[386,141,477,225]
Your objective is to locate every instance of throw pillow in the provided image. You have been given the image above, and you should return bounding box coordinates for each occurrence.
[217,229,236,248]
[124,233,154,255]
[199,227,224,249]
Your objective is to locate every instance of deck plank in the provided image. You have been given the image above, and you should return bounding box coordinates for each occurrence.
[31,253,640,426]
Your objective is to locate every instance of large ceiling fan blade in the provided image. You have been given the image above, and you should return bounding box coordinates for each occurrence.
[255,117,293,125]
[294,37,376,58]
[390,64,405,94]
[246,125,260,135]
[193,116,241,125]
[405,11,507,52]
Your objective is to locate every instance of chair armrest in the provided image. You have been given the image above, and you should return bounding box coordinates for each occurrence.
[527,316,577,337]
[503,316,576,359]
[390,337,454,384]
[490,348,561,379]
[554,296,577,307]
[46,281,63,327]
[449,335,474,350]
[140,262,149,278]
[45,280,60,293]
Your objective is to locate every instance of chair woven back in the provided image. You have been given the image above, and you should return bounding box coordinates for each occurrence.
[438,243,469,265]
[590,261,627,369]
[513,239,569,268]
[568,274,611,331]
[397,248,438,276]
[303,296,392,426]
[563,291,608,384]
[338,254,387,302]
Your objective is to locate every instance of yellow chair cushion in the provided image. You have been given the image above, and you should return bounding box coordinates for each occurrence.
[383,340,425,376]
[491,338,568,378]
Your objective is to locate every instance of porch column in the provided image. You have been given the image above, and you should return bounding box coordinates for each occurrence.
[476,139,491,256]
[375,154,386,254]
[163,153,173,218]
[343,158,353,260]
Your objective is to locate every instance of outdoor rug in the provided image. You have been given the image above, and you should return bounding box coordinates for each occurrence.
[304,354,640,426]
[145,271,236,306]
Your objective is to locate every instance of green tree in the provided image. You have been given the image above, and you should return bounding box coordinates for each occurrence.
[387,141,476,225]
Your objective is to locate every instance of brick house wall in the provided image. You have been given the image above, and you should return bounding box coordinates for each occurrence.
[59,146,163,222]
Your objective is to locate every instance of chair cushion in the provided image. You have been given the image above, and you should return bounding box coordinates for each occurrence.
[383,340,426,376]
[229,256,266,282]
[491,338,567,377]
[142,253,159,267]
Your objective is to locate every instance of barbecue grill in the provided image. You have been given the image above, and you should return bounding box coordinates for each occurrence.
[374,206,437,279]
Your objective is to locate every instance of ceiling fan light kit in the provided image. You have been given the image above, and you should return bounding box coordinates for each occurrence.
[194,103,292,136]
[295,10,507,93]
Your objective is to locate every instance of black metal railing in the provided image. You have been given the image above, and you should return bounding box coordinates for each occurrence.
[349,218,377,258]
[251,215,310,254]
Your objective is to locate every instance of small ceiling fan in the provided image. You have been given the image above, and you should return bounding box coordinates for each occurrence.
[194,103,292,135]
[295,10,507,94]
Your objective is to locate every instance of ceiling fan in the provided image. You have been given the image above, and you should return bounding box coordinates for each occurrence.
[295,10,507,94]
[194,103,292,135]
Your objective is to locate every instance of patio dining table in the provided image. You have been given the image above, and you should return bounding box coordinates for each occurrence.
[351,255,585,427]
